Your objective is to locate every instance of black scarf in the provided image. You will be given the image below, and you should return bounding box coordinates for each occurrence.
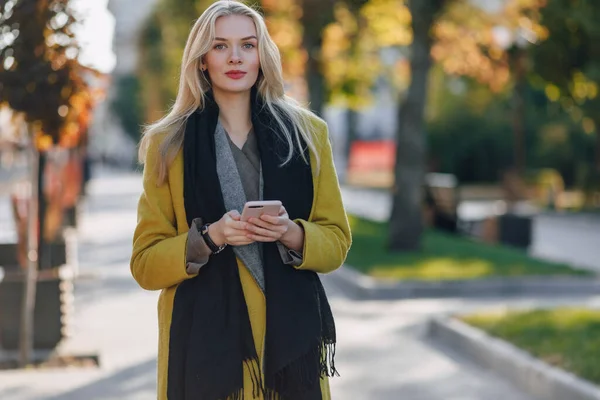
[167,89,337,400]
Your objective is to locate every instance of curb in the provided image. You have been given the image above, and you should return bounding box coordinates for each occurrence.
[0,348,101,368]
[332,265,600,300]
[428,316,600,400]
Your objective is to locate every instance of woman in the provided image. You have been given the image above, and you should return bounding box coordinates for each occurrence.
[130,1,351,399]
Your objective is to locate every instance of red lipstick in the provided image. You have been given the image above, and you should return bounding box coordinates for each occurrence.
[225,70,246,79]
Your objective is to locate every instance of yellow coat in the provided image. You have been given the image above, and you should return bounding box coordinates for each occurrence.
[130,116,352,400]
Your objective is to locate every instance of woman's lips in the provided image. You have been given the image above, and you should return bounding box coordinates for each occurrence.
[225,71,246,80]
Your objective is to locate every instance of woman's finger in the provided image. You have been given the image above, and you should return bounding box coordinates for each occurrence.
[230,239,253,246]
[247,233,278,242]
[251,215,286,227]
[247,224,281,238]
[228,210,242,220]
[224,229,250,240]
[228,234,253,243]
[246,220,274,233]
[259,214,284,225]
[249,217,273,229]
[226,219,248,231]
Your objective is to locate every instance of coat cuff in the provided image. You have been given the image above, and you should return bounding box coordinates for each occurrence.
[186,218,212,274]
[276,241,303,266]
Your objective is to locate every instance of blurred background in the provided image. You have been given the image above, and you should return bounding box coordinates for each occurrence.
[1,0,600,399]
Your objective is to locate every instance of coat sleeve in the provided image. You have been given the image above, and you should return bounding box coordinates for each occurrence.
[130,135,197,290]
[185,217,212,274]
[293,119,352,274]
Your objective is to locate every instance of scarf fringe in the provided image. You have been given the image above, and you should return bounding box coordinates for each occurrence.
[228,388,244,400]
[244,357,265,399]
[320,341,339,378]
[217,358,262,400]
[264,338,338,400]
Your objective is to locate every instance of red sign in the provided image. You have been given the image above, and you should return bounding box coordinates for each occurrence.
[348,140,396,172]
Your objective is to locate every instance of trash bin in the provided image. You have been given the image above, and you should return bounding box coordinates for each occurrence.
[497,212,533,249]
[424,173,459,233]
[0,271,72,350]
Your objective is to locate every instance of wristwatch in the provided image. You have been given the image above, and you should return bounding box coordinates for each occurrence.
[199,223,227,254]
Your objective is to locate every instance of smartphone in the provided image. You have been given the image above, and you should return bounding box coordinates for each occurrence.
[241,200,282,222]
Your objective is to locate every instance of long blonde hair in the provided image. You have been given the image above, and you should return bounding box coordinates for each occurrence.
[139,0,321,184]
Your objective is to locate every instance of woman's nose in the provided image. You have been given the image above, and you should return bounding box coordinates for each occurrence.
[229,48,242,64]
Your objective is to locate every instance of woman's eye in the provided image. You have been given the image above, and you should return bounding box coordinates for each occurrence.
[243,43,255,49]
[214,44,226,50]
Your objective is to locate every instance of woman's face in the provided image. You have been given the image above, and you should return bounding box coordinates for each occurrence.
[202,15,260,95]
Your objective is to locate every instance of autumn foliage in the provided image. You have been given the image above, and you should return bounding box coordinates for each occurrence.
[0,0,101,150]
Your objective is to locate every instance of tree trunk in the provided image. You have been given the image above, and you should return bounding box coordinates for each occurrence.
[304,54,326,117]
[343,1,368,175]
[344,108,359,176]
[511,48,527,174]
[595,130,600,174]
[38,151,48,270]
[300,0,335,117]
[388,0,441,251]
[19,137,39,367]
[590,118,600,205]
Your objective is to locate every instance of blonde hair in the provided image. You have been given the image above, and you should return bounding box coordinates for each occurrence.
[139,0,321,184]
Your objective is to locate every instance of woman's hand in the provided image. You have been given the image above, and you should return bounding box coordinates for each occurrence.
[209,210,254,247]
[246,206,305,252]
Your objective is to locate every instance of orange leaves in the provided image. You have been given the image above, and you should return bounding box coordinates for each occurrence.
[432,2,508,91]
[34,128,53,151]
[262,0,305,82]
[431,0,547,92]
[0,0,102,150]
[321,0,411,107]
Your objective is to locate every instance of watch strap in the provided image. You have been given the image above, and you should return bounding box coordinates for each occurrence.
[200,223,227,254]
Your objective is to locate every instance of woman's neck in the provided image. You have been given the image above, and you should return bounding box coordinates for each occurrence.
[213,89,253,137]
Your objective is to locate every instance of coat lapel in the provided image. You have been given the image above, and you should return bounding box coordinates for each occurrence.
[215,120,266,293]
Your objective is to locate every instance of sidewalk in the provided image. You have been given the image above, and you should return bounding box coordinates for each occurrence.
[0,171,159,400]
[325,290,600,400]
[2,170,596,399]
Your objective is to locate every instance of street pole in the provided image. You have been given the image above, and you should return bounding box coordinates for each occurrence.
[19,130,39,368]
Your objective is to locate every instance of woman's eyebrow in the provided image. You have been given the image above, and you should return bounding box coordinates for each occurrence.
[214,36,258,41]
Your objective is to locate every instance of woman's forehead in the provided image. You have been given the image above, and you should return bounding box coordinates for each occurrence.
[214,15,257,39]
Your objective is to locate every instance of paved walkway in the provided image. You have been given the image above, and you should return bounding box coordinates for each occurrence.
[0,172,158,400]
[2,170,599,399]
[324,274,600,400]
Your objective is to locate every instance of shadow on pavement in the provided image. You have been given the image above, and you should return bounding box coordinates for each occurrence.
[78,241,134,269]
[45,358,157,400]
[74,276,142,308]
[0,385,30,400]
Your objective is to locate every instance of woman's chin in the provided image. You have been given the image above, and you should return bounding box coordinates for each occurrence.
[213,80,256,94]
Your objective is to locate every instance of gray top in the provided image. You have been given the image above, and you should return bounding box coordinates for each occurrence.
[227,127,260,202]
[185,122,303,277]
